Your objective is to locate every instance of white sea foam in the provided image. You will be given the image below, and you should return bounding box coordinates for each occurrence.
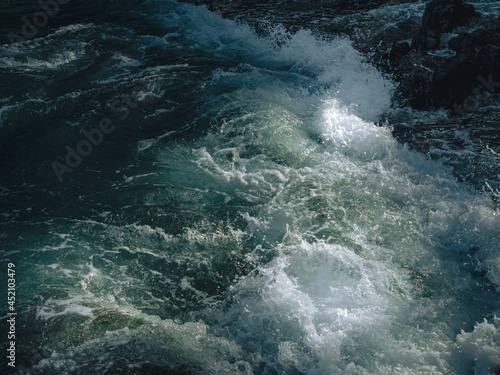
[0,48,83,70]
[5,0,498,373]
[179,89,500,373]
[140,5,500,370]
[457,317,500,375]
[36,293,95,320]
[153,0,393,122]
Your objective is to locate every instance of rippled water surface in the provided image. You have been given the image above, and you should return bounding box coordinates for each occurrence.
[1,1,499,374]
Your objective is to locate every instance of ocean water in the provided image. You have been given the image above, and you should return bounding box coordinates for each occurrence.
[0,0,499,374]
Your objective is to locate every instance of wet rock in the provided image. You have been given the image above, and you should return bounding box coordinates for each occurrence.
[392,48,449,108]
[358,19,420,53]
[384,0,498,111]
[449,22,500,55]
[412,44,500,110]
[396,63,434,108]
[389,41,412,67]
[412,0,478,51]
[475,44,500,72]
[421,0,478,32]
[182,0,495,113]
[429,54,475,108]
[411,25,441,51]
[358,19,420,72]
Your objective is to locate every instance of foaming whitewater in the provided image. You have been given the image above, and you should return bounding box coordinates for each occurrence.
[1,1,499,374]
[184,79,500,373]
[153,0,393,122]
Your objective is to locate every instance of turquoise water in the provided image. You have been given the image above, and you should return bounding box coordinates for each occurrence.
[1,1,499,373]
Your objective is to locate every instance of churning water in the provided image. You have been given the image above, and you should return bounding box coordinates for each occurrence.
[0,0,499,374]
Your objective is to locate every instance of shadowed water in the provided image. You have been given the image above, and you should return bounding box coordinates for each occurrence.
[0,0,499,374]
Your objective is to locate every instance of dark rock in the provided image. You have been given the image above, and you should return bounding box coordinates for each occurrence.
[429,54,475,107]
[394,50,457,109]
[424,45,500,109]
[449,22,500,55]
[389,41,412,66]
[475,44,500,72]
[397,64,434,109]
[358,19,420,54]
[411,25,441,51]
[387,1,497,111]
[422,0,478,32]
[411,0,479,52]
[357,19,420,72]
[181,0,495,114]
[382,19,421,45]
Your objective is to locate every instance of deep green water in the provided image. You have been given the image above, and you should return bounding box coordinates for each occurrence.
[1,1,499,374]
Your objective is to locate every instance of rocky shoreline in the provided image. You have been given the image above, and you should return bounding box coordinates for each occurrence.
[182,0,500,117]
[179,0,500,198]
[363,0,500,115]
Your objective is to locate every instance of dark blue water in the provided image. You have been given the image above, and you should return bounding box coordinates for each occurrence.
[1,1,499,374]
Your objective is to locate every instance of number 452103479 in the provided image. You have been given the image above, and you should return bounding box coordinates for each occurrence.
[8,263,15,312]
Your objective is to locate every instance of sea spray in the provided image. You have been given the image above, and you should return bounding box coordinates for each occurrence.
[0,0,498,373]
